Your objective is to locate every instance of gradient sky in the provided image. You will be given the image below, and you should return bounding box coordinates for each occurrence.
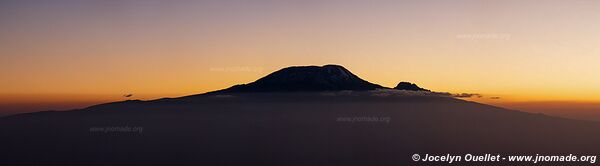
[2,0,600,115]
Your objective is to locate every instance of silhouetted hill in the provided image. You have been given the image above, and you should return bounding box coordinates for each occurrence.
[2,65,600,166]
[212,65,384,93]
[394,82,430,91]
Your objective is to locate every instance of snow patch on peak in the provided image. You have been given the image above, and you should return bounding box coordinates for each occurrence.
[322,64,352,79]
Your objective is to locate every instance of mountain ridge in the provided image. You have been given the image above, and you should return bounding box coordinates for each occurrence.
[394,82,430,91]
[211,64,386,93]
[3,65,600,166]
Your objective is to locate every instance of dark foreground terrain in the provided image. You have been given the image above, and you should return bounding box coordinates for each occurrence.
[2,91,600,165]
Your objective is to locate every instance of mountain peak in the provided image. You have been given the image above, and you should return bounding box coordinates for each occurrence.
[214,65,384,93]
[394,82,430,91]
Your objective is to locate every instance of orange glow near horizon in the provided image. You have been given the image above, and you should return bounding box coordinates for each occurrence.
[2,0,600,115]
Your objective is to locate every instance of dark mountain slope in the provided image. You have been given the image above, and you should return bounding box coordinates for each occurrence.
[2,65,600,165]
[212,65,384,93]
[2,92,600,166]
[394,82,430,91]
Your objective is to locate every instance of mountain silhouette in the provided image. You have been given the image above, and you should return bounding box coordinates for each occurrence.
[394,82,430,91]
[213,65,384,93]
[3,64,600,166]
